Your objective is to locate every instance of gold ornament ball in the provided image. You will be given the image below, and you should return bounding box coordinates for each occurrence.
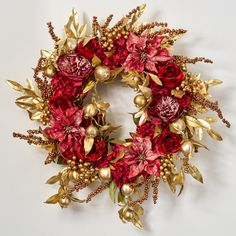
[134,95,147,108]
[121,184,134,197]
[44,65,56,78]
[98,167,111,182]
[171,118,186,132]
[86,125,99,138]
[123,208,134,221]
[83,103,97,117]
[59,196,71,208]
[94,65,111,82]
[181,140,194,157]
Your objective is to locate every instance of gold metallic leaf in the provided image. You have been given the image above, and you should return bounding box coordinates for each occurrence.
[84,136,94,155]
[44,194,59,204]
[205,79,223,87]
[204,117,217,123]
[78,24,87,38]
[132,214,143,229]
[83,81,96,93]
[138,85,152,99]
[92,55,101,67]
[197,118,211,130]
[138,111,148,126]
[148,73,163,86]
[7,80,25,92]
[194,127,203,141]
[184,163,203,183]
[46,175,60,184]
[191,140,209,150]
[117,191,126,206]
[207,129,223,141]
[171,89,185,98]
[185,115,201,128]
[70,196,85,203]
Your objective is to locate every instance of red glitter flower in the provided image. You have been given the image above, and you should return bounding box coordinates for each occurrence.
[123,136,160,179]
[44,107,85,158]
[123,33,172,73]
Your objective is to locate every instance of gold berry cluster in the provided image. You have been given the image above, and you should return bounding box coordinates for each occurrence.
[160,156,176,182]
[175,73,206,94]
[67,157,99,184]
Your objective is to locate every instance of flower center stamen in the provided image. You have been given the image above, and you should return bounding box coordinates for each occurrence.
[139,154,146,160]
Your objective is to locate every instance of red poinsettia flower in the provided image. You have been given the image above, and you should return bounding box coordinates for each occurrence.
[123,33,172,73]
[44,107,85,158]
[123,136,160,179]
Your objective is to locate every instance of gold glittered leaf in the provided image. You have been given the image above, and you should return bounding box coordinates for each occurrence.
[84,136,94,154]
[46,175,60,184]
[148,73,163,86]
[44,194,59,204]
[190,165,203,183]
[207,129,223,141]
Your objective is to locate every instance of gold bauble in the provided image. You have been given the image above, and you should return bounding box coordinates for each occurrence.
[134,95,147,108]
[123,208,134,221]
[98,167,111,182]
[181,141,194,157]
[44,65,56,78]
[94,65,111,82]
[59,196,71,208]
[121,184,134,197]
[69,170,79,183]
[171,118,186,133]
[86,125,99,138]
[83,103,97,117]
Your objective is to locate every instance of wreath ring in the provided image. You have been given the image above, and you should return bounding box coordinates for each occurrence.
[8,4,230,229]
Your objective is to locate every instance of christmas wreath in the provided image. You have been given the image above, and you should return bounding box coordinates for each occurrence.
[8,4,230,229]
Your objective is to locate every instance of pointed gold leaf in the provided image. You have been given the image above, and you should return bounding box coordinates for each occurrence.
[46,175,60,184]
[207,129,223,141]
[148,73,163,86]
[44,194,59,204]
[84,136,94,155]
[83,81,96,93]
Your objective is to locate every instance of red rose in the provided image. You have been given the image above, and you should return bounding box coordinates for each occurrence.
[158,62,184,88]
[77,138,107,162]
[111,160,135,188]
[155,130,181,155]
[57,53,92,82]
[136,121,156,138]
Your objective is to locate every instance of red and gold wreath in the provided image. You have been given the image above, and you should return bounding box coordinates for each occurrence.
[8,4,230,229]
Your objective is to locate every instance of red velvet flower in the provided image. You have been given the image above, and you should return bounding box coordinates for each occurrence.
[123,33,172,73]
[44,107,85,158]
[49,91,74,110]
[123,136,160,179]
[158,62,185,88]
[154,130,181,155]
[112,160,134,188]
[57,53,92,82]
[136,121,156,138]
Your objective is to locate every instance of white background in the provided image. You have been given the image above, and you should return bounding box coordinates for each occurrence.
[0,0,236,235]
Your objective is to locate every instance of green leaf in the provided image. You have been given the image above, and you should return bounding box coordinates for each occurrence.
[109,181,117,203]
